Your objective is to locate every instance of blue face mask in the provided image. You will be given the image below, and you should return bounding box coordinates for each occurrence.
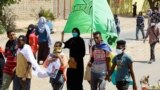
[72,32,78,37]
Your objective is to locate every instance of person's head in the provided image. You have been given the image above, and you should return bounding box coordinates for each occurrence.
[38,17,46,27]
[53,41,63,54]
[27,24,35,33]
[114,14,118,19]
[17,35,27,49]
[38,12,43,18]
[93,31,102,45]
[7,30,16,40]
[135,2,137,5]
[116,40,126,54]
[150,23,156,29]
[72,28,80,38]
[139,12,143,16]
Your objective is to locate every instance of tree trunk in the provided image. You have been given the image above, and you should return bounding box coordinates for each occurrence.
[148,0,160,10]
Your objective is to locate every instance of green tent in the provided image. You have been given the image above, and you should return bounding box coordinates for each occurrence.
[63,0,118,47]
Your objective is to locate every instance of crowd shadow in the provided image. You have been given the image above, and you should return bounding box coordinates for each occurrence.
[133,60,148,63]
[124,38,146,41]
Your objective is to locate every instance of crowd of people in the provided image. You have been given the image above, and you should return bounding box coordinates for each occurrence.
[0,6,160,90]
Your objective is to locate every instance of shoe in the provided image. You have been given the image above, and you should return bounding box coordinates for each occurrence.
[148,60,152,64]
[152,59,155,62]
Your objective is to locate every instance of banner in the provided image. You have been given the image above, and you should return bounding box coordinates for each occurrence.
[64,0,118,47]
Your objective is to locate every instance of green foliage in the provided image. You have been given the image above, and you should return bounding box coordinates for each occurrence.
[0,0,20,34]
[142,0,150,13]
[0,25,5,34]
[0,0,21,9]
[110,0,133,16]
[30,7,56,21]
[0,8,16,32]
[39,7,56,20]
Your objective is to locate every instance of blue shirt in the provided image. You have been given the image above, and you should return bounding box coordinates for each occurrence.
[46,21,53,30]
[112,53,132,81]
[35,25,50,43]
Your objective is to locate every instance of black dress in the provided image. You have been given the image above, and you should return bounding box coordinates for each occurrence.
[64,36,85,90]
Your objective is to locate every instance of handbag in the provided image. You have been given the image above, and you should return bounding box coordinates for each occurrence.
[68,57,77,69]
[84,65,91,81]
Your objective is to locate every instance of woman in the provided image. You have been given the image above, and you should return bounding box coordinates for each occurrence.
[26,24,38,58]
[44,41,68,90]
[62,28,85,90]
[36,17,52,64]
[144,23,160,64]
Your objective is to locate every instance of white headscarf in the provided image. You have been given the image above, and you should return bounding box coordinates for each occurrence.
[38,17,52,48]
[38,17,46,33]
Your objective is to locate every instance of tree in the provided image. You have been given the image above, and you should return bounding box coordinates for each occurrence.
[148,0,160,10]
[0,0,21,32]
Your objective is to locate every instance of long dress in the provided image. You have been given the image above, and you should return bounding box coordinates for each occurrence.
[64,36,85,90]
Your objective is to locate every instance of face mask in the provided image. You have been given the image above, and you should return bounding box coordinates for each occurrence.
[116,49,123,55]
[72,32,78,37]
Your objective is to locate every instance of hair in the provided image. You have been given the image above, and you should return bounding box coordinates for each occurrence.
[7,30,15,36]
[72,28,80,36]
[26,24,35,44]
[18,35,27,43]
[114,14,118,18]
[93,31,101,36]
[117,40,126,47]
[38,12,43,18]
[139,12,143,16]
[55,41,63,47]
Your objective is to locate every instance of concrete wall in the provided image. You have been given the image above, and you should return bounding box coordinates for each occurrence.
[9,0,73,20]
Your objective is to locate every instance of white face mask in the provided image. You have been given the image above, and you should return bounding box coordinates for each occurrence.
[116,49,123,55]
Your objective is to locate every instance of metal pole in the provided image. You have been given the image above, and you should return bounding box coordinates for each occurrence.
[64,0,66,19]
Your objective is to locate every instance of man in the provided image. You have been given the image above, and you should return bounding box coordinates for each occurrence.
[1,30,17,90]
[13,35,41,90]
[136,12,145,40]
[114,14,120,35]
[88,31,111,90]
[36,13,52,64]
[144,23,159,64]
[108,40,137,90]
[132,2,137,17]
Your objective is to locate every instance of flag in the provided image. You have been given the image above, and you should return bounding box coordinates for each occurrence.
[64,0,118,47]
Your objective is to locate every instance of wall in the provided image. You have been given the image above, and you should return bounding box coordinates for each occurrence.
[9,0,73,20]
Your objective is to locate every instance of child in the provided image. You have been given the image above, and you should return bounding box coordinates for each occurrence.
[43,41,68,90]
[108,40,137,90]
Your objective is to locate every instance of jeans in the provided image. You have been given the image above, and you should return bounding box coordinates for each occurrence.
[50,80,64,90]
[1,73,13,90]
[50,70,65,90]
[13,75,31,90]
[91,71,106,90]
[150,42,157,61]
[116,26,120,35]
[116,81,129,90]
[136,26,145,40]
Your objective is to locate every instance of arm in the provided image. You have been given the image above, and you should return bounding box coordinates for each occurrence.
[129,63,137,90]
[144,29,150,43]
[63,38,72,49]
[106,52,111,74]
[58,54,68,68]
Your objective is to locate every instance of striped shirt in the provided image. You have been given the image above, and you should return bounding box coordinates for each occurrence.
[3,40,17,76]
